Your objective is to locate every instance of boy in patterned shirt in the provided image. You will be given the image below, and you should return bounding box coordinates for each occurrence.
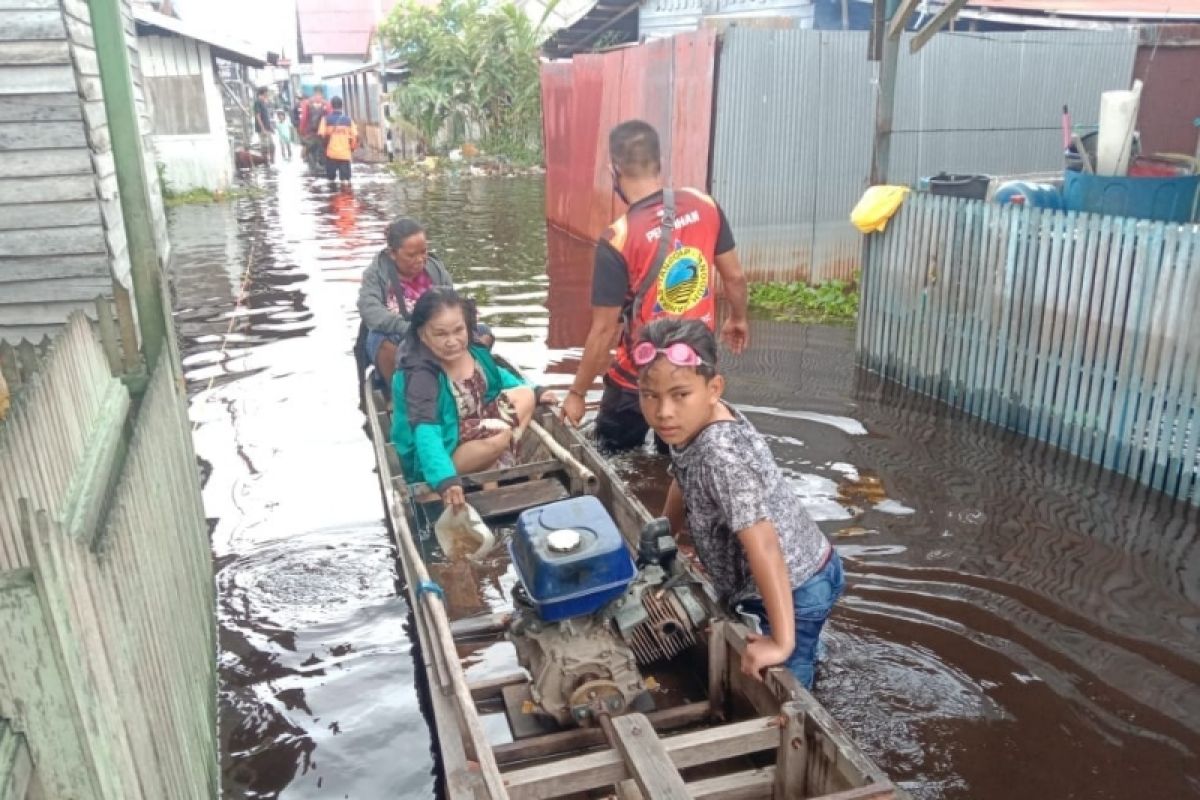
[634,318,843,688]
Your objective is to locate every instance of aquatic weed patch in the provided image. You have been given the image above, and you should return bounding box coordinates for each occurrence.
[748,279,859,324]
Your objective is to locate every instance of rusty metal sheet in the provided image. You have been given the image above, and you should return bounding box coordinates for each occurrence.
[539,30,718,242]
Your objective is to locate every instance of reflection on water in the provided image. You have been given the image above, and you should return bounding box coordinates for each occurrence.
[172,166,1198,799]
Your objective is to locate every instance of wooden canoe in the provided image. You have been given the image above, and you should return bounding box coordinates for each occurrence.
[363,377,899,800]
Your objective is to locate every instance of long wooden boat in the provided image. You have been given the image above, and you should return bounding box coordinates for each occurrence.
[364,369,900,800]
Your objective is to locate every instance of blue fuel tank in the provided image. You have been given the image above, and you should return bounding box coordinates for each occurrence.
[510,496,636,622]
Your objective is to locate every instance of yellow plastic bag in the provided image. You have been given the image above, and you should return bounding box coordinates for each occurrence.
[851,185,910,234]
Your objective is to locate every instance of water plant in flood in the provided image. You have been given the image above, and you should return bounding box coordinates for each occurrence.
[748,279,859,324]
[379,0,553,165]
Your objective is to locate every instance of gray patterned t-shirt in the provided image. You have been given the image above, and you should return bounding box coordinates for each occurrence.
[671,404,830,609]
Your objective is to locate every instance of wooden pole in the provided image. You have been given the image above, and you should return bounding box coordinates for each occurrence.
[869,0,901,187]
[89,0,167,370]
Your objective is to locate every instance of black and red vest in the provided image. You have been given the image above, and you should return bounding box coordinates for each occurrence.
[604,188,722,389]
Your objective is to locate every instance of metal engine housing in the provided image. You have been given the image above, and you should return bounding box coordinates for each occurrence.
[509,609,649,727]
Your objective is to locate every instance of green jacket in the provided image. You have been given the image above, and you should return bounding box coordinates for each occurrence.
[391,344,527,491]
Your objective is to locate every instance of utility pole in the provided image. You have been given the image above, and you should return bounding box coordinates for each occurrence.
[89,0,168,372]
[868,0,903,186]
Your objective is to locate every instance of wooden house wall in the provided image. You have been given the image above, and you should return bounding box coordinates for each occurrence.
[0,0,169,345]
[140,34,234,192]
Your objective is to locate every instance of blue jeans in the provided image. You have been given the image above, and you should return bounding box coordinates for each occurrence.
[736,549,844,689]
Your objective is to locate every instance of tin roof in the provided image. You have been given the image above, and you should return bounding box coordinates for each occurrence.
[134,7,266,66]
[541,0,639,58]
[296,0,400,58]
[960,0,1200,19]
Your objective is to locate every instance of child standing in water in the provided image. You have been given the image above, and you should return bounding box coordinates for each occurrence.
[274,109,295,161]
[635,318,843,688]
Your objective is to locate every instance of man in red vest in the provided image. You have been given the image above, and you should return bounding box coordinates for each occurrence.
[561,120,749,451]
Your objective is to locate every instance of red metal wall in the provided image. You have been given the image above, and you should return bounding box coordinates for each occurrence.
[1134,36,1200,156]
[540,31,718,243]
[540,32,717,348]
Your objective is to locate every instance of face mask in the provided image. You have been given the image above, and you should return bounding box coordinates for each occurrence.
[611,165,629,205]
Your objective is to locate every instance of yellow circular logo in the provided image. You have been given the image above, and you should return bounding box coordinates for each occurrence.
[656,247,709,314]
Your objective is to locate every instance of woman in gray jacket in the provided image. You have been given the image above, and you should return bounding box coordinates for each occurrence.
[357,217,455,385]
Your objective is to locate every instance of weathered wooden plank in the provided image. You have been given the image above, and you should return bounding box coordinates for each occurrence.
[774,701,806,798]
[0,148,93,176]
[60,0,90,24]
[0,64,74,95]
[0,225,106,257]
[688,766,774,800]
[708,620,729,721]
[467,671,526,701]
[1137,227,1186,488]
[1111,224,1165,475]
[0,39,69,66]
[0,322,58,343]
[0,567,101,798]
[609,714,690,800]
[1056,212,1099,450]
[811,783,896,800]
[0,718,36,800]
[502,716,780,798]
[0,10,65,40]
[71,41,98,76]
[0,0,59,9]
[0,174,96,203]
[1093,217,1138,467]
[0,299,96,326]
[0,275,110,303]
[493,701,711,766]
[1074,215,1116,462]
[0,119,87,151]
[0,200,101,231]
[0,92,79,124]
[468,478,570,520]
[63,13,94,49]
[0,253,106,284]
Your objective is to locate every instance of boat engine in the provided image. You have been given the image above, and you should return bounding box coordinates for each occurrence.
[508,497,709,727]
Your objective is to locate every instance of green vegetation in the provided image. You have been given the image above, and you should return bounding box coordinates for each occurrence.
[379,0,551,164]
[748,279,859,324]
[157,162,261,207]
[162,186,261,208]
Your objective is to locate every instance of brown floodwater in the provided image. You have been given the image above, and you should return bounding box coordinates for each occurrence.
[167,166,1199,799]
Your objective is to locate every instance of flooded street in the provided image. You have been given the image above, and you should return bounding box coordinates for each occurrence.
[168,165,1199,799]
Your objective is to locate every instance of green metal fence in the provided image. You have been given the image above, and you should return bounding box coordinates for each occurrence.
[858,194,1200,505]
[0,314,215,798]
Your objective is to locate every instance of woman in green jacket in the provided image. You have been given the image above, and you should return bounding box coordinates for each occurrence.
[391,288,557,511]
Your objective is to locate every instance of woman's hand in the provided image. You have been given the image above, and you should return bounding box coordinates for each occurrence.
[442,484,467,513]
[740,633,792,681]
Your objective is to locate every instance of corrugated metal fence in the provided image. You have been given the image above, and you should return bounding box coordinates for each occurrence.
[710,28,1137,283]
[858,194,1200,505]
[0,315,216,797]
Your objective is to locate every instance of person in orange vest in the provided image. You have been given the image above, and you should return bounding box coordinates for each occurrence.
[318,96,358,184]
[561,119,750,451]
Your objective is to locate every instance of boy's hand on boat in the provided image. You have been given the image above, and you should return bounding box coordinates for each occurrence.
[442,485,467,513]
[740,633,791,681]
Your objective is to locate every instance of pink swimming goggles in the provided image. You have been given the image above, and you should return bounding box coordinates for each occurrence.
[632,341,709,369]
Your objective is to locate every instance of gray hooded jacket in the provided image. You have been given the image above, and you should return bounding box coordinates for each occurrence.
[357,249,453,337]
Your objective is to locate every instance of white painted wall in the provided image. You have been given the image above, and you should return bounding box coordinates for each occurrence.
[139,35,233,192]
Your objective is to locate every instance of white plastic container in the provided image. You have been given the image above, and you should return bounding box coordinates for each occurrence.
[1096,80,1143,176]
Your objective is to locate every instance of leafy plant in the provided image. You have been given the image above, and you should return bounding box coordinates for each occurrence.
[748,279,859,324]
[379,0,551,163]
